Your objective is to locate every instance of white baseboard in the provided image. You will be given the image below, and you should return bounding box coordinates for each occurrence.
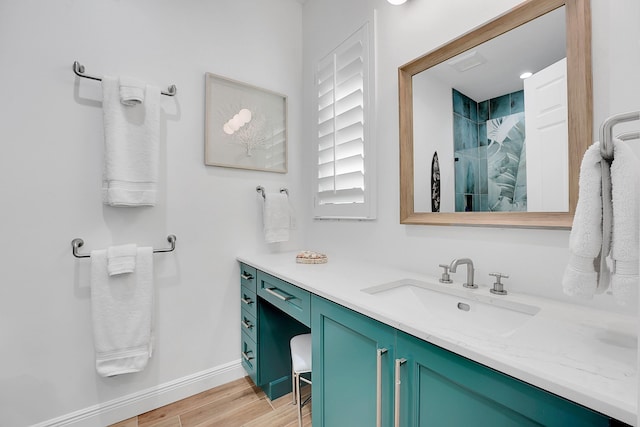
[36,359,245,427]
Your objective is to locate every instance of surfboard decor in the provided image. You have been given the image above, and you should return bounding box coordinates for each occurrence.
[431,151,441,212]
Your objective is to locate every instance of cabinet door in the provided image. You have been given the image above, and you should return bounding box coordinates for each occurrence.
[312,295,395,427]
[396,331,610,427]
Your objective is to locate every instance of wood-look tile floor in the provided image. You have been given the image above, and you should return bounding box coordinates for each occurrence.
[109,376,311,427]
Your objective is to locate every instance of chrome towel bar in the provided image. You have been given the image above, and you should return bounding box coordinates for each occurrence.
[73,61,177,97]
[71,235,177,258]
[599,111,640,160]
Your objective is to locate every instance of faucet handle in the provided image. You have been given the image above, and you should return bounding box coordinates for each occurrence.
[438,264,453,284]
[489,272,509,295]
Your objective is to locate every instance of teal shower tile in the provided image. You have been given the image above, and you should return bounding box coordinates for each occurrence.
[478,122,487,147]
[455,193,465,212]
[473,195,482,212]
[490,94,510,118]
[453,89,465,117]
[453,114,465,151]
[478,100,489,121]
[465,155,477,194]
[454,152,465,194]
[453,89,476,120]
[511,90,524,114]
[478,156,488,194]
[466,118,478,149]
[454,115,478,150]
[480,194,489,212]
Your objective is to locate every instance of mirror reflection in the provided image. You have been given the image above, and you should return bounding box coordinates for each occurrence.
[413,7,568,213]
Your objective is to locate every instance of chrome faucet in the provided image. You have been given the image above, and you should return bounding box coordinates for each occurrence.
[449,258,477,289]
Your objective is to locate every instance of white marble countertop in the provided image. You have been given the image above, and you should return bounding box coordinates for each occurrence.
[237,252,638,425]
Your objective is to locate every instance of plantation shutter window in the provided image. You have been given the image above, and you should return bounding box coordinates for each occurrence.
[314,23,376,219]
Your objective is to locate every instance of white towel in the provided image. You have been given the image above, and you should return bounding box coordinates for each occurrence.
[102,76,160,207]
[90,247,153,377]
[119,76,145,106]
[562,142,603,299]
[107,243,137,276]
[263,192,291,243]
[610,139,640,305]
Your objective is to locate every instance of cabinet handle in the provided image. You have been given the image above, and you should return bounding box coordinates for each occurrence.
[242,319,253,329]
[265,287,293,301]
[241,296,254,305]
[241,272,254,280]
[394,358,406,427]
[242,350,254,361]
[376,348,388,427]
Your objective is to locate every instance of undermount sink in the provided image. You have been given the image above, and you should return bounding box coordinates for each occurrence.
[362,279,540,337]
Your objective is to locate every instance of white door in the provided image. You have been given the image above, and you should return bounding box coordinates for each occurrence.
[524,57,568,212]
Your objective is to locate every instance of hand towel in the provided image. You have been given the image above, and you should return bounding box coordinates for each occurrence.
[610,139,640,305]
[119,76,145,106]
[562,142,604,299]
[107,243,137,276]
[90,247,153,377]
[102,76,160,207]
[263,192,291,243]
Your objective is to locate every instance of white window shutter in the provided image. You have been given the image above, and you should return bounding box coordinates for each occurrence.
[314,23,376,219]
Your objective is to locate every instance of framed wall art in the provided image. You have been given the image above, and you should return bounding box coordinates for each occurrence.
[205,73,287,173]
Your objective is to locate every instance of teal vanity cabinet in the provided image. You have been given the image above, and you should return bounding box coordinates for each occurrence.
[312,295,396,427]
[312,294,611,427]
[395,331,610,427]
[239,264,310,400]
[239,264,258,384]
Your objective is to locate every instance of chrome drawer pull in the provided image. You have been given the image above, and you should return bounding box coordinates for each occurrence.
[376,348,388,427]
[394,358,406,427]
[241,296,254,305]
[242,319,253,329]
[241,272,254,280]
[242,351,254,361]
[265,287,293,301]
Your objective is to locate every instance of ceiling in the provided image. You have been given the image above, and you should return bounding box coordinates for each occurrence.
[421,6,566,102]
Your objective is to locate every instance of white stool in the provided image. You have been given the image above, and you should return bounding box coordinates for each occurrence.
[290,333,312,427]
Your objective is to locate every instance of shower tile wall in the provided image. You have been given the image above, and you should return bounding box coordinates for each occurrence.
[453,88,524,212]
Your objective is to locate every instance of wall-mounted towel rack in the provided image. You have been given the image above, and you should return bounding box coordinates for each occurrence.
[599,111,640,160]
[256,186,289,200]
[73,61,177,97]
[596,110,640,293]
[71,235,177,258]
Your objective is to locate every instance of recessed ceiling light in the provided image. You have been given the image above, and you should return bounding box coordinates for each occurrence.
[520,72,533,79]
[387,0,407,5]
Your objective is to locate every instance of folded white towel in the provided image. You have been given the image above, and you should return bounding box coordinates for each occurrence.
[90,247,153,377]
[610,139,639,305]
[102,76,160,207]
[107,243,137,276]
[119,76,145,106]
[263,192,291,243]
[562,142,603,299]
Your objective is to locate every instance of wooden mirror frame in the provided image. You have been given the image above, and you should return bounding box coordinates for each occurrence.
[399,0,591,228]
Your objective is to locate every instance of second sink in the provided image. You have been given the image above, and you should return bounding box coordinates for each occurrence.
[362,279,540,338]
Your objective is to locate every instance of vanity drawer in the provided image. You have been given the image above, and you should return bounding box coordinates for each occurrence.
[240,263,257,292]
[240,287,257,319]
[257,272,310,327]
[241,306,257,343]
[241,331,257,383]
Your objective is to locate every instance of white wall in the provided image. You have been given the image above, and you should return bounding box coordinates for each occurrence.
[302,0,639,315]
[0,0,303,425]
[412,72,454,213]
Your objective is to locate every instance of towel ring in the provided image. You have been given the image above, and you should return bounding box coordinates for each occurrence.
[71,235,177,258]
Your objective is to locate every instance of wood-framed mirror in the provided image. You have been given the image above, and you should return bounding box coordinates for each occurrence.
[399,0,591,228]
